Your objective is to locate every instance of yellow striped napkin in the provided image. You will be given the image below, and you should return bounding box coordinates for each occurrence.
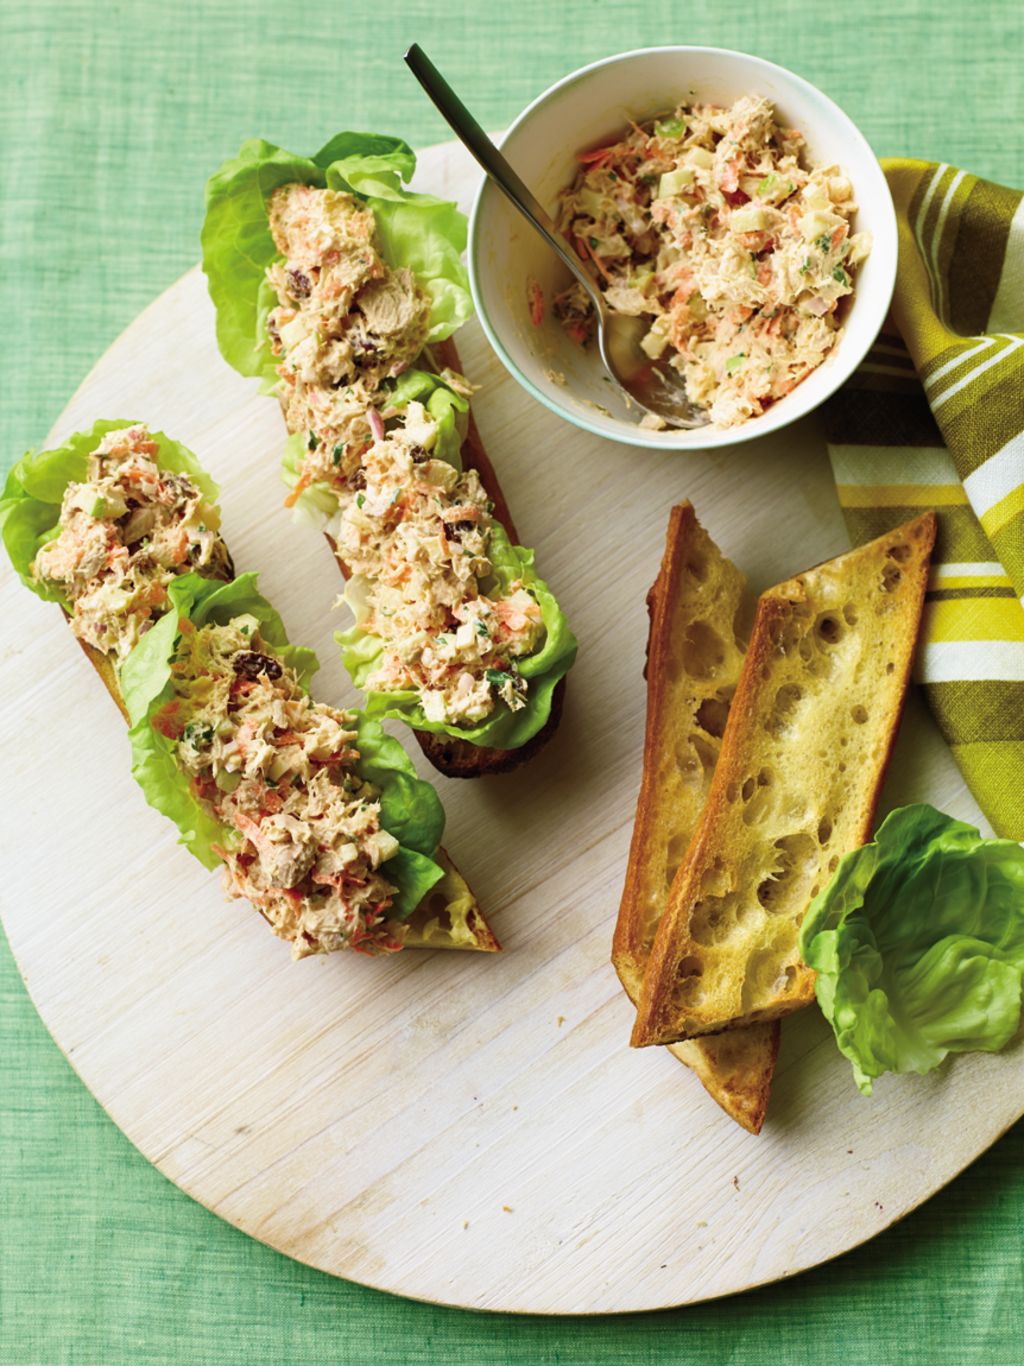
[824,158,1024,839]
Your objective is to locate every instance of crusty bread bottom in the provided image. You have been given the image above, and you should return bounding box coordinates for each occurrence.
[633,512,937,1047]
[614,503,780,1134]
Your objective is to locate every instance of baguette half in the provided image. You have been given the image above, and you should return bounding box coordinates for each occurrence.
[632,511,936,1046]
[614,503,779,1134]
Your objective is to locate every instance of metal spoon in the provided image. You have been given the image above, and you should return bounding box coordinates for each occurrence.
[404,44,708,430]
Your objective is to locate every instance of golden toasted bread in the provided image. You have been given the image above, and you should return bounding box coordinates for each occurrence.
[615,503,779,1134]
[401,849,501,952]
[319,336,565,781]
[71,619,500,955]
[632,511,936,1046]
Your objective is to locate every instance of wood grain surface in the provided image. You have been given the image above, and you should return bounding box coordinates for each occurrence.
[1,141,1021,1315]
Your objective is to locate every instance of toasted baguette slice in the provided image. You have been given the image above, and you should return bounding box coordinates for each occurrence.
[614,503,779,1134]
[72,628,500,955]
[321,335,566,780]
[632,511,937,1046]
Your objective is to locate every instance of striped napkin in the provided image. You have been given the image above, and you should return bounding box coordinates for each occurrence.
[824,158,1024,839]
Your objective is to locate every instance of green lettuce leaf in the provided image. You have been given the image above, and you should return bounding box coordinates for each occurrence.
[336,523,578,750]
[201,132,472,387]
[0,420,220,604]
[122,572,444,917]
[799,804,1024,1094]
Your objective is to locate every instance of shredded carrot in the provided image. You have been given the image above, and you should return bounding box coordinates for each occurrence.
[284,471,312,508]
[576,144,616,166]
[582,237,613,282]
[152,702,182,739]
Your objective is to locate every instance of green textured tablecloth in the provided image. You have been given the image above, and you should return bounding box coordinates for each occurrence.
[2,2,1023,1361]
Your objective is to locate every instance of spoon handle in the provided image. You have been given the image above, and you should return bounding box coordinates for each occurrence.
[404,44,606,314]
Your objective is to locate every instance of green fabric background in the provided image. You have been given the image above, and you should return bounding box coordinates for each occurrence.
[2,2,1022,1361]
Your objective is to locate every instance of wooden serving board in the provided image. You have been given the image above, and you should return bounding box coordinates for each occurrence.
[2,141,1021,1315]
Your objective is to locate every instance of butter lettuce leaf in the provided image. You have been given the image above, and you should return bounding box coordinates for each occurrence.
[0,420,220,604]
[201,132,472,387]
[336,523,578,750]
[122,572,444,916]
[799,804,1024,1094]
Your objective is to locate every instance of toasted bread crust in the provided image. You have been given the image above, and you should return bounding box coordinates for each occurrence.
[668,1029,780,1135]
[632,512,937,1047]
[614,503,780,1134]
[318,335,564,779]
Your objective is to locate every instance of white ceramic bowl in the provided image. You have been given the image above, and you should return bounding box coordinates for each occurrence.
[469,47,898,450]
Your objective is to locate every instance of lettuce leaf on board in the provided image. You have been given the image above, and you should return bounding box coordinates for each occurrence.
[799,804,1024,1094]
[201,133,472,387]
[121,572,445,918]
[0,420,220,604]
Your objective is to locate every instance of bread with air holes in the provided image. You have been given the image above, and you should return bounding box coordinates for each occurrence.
[614,502,779,1134]
[631,511,936,1046]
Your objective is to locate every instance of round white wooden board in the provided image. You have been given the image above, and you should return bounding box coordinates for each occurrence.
[2,141,1021,1316]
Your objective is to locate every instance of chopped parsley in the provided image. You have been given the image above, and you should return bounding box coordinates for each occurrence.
[356,493,365,509]
[832,266,849,285]
[332,443,344,466]
[816,233,833,255]
[307,431,320,451]
[486,668,514,689]
[725,354,746,374]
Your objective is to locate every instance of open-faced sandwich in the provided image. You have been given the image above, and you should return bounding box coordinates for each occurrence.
[1,420,498,956]
[201,134,577,778]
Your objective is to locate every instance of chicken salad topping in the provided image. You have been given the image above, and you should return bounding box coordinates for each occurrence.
[32,424,231,661]
[154,612,405,957]
[266,183,547,727]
